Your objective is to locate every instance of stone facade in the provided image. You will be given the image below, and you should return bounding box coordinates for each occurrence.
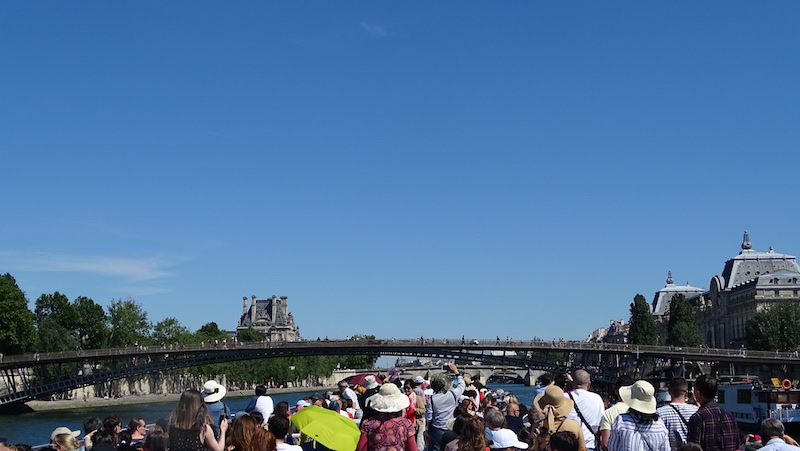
[651,271,705,345]
[668,232,800,349]
[237,295,301,341]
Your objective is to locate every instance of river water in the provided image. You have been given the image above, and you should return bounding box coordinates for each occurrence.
[1,384,538,446]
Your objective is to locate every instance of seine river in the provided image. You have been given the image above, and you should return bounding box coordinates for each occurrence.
[3,384,538,446]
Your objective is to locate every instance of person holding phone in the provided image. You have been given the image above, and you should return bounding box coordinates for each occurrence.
[202,380,230,439]
[169,389,228,451]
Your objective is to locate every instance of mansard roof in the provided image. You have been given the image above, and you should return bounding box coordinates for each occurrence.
[719,231,800,290]
[651,270,705,315]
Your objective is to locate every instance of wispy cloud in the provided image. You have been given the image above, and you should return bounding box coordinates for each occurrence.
[361,22,388,37]
[0,251,177,281]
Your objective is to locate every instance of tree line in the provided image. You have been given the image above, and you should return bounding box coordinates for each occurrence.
[0,273,377,387]
[627,292,800,351]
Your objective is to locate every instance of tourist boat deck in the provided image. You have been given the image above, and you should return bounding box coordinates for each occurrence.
[717,375,800,425]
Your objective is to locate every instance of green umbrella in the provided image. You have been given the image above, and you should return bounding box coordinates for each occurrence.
[291,405,360,451]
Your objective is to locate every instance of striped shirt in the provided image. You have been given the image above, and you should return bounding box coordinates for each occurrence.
[655,403,699,451]
[608,413,670,451]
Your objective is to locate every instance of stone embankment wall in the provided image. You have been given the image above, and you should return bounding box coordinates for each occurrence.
[62,369,359,400]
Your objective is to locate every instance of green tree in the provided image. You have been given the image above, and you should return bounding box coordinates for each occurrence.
[151,317,193,344]
[666,294,702,347]
[0,273,36,354]
[107,298,152,347]
[628,293,658,346]
[194,322,229,343]
[34,292,80,352]
[746,301,800,351]
[73,296,109,349]
[236,328,265,342]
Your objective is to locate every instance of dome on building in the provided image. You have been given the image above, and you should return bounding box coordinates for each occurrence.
[651,270,705,316]
[718,230,800,290]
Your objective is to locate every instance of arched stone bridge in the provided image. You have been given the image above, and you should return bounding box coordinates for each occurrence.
[1,338,795,406]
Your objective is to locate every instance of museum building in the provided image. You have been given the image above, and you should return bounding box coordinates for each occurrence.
[653,232,800,348]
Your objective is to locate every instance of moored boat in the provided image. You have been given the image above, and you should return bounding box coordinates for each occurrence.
[716,375,800,425]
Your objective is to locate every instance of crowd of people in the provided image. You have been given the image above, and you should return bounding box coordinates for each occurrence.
[2,366,800,451]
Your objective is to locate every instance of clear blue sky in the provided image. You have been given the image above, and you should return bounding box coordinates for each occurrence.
[2,2,799,343]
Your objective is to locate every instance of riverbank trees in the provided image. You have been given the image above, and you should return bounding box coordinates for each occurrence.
[0,273,36,354]
[3,272,378,387]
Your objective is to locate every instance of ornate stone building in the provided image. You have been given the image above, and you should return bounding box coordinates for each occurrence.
[651,271,705,345]
[237,295,301,341]
[692,232,800,348]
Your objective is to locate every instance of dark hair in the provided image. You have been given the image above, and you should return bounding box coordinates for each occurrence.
[93,432,115,446]
[614,375,634,392]
[117,431,136,451]
[761,418,785,439]
[628,409,659,425]
[142,426,168,451]
[84,417,102,434]
[452,415,472,436]
[676,443,703,451]
[537,373,553,386]
[127,418,145,432]
[255,385,267,397]
[104,414,121,431]
[668,377,689,397]
[548,431,579,451]
[274,401,290,418]
[103,414,121,444]
[155,418,169,434]
[267,415,290,438]
[694,374,718,400]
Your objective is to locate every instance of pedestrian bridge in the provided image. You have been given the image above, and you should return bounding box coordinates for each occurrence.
[0,338,794,407]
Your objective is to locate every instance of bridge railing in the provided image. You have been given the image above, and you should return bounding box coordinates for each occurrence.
[1,338,797,367]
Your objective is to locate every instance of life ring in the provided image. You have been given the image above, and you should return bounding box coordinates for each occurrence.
[782,379,792,389]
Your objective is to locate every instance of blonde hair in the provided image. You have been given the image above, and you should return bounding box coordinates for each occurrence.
[53,434,80,451]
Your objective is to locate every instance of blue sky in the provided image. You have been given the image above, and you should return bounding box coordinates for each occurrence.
[2,2,799,343]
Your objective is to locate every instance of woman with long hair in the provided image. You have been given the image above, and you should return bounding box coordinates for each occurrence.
[168,389,228,451]
[456,416,487,451]
[273,401,291,419]
[226,414,276,451]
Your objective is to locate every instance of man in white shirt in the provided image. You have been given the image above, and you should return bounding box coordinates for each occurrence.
[338,380,362,419]
[758,418,800,451]
[565,370,604,451]
[244,385,274,424]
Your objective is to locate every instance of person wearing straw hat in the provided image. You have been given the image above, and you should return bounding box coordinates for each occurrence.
[357,383,417,451]
[531,385,586,451]
[607,381,669,451]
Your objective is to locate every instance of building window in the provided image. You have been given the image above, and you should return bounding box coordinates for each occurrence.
[775,290,780,296]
